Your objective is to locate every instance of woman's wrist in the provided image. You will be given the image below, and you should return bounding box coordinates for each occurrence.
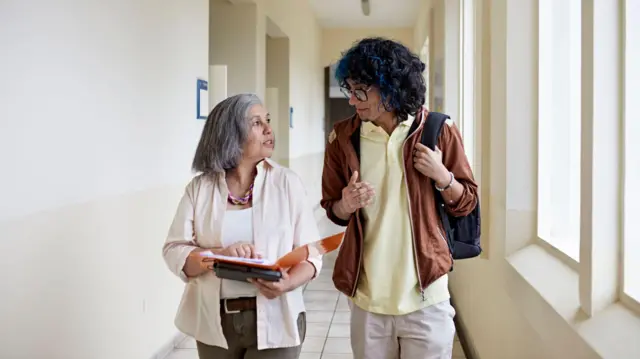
[183,248,211,277]
[285,261,316,291]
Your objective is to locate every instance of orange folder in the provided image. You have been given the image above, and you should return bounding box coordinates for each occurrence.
[203,231,344,271]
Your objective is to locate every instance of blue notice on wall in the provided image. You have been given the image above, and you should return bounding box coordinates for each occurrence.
[196,79,208,120]
[289,107,293,128]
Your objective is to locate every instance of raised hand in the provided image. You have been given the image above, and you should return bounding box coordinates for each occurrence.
[339,171,375,214]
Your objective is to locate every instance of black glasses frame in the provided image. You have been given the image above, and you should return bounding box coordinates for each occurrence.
[340,86,372,102]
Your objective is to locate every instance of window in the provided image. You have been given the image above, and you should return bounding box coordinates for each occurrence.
[459,0,476,169]
[623,0,640,304]
[537,0,582,261]
[420,37,431,110]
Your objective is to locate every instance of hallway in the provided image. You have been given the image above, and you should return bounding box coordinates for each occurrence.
[2,0,640,358]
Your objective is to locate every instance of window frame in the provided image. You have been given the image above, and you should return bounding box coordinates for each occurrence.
[536,0,583,265]
[621,0,640,309]
[459,0,477,173]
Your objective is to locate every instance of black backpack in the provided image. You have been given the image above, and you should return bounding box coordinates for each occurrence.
[419,111,482,260]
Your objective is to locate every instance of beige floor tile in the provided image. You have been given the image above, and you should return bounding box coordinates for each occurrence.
[306,279,338,291]
[306,310,335,323]
[305,300,338,311]
[336,295,350,311]
[300,353,322,359]
[165,349,199,359]
[316,274,335,283]
[306,322,331,337]
[302,336,326,353]
[304,290,339,311]
[328,323,350,338]
[321,354,353,359]
[331,311,351,324]
[304,290,340,301]
[323,338,352,354]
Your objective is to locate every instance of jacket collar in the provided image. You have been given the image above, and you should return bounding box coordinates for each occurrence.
[341,107,428,139]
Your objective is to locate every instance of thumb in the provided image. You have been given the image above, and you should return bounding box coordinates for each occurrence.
[280,269,290,280]
[349,171,359,185]
[435,146,442,154]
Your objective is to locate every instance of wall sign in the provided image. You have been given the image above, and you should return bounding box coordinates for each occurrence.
[289,106,294,128]
[196,79,208,120]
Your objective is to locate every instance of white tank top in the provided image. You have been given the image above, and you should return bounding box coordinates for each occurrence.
[219,208,258,299]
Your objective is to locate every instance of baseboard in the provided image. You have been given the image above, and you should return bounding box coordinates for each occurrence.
[451,298,480,359]
[151,332,187,359]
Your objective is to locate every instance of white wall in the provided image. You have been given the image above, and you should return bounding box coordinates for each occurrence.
[210,0,261,98]
[321,27,414,67]
[0,0,208,358]
[253,0,325,202]
[266,36,291,167]
[209,0,324,200]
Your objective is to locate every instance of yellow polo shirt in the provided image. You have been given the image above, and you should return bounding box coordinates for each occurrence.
[351,116,450,315]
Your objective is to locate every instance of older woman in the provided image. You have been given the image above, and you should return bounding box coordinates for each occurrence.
[162,93,322,359]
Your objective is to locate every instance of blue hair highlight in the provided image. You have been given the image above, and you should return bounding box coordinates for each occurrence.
[333,37,426,119]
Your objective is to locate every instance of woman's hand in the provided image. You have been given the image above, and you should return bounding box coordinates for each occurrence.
[183,243,261,278]
[250,270,293,299]
[220,242,261,259]
[183,248,213,278]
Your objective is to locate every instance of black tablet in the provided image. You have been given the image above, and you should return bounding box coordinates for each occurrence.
[213,261,283,282]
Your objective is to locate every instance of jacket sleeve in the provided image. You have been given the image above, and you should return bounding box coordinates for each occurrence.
[287,171,323,279]
[320,132,351,227]
[162,183,198,283]
[438,120,479,217]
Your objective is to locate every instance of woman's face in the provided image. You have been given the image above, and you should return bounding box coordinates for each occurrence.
[243,104,274,161]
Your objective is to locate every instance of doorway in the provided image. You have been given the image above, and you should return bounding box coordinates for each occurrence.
[324,65,354,143]
[265,17,290,166]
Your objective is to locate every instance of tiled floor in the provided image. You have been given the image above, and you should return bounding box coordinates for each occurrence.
[165,212,467,359]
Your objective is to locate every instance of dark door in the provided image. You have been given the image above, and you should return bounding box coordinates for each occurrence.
[324,66,355,143]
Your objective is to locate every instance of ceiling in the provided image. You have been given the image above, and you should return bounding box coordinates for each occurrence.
[309,0,422,28]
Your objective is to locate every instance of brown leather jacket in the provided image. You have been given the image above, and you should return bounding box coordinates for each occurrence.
[320,108,478,298]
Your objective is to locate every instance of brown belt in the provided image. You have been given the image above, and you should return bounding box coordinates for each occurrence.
[221,297,257,314]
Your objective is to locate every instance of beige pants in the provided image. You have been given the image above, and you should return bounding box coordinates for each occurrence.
[350,300,456,359]
[196,311,306,359]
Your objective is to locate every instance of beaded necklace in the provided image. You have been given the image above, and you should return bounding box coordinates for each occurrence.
[227,183,254,205]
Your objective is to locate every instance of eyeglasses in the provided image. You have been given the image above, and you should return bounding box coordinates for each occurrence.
[340,86,372,102]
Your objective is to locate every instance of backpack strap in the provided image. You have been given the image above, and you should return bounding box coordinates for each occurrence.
[420,111,455,255]
[420,111,449,150]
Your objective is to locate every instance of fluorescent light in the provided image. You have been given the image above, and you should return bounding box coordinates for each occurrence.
[361,0,371,16]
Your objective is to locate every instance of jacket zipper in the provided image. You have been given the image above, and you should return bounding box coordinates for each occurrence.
[350,214,364,298]
[402,129,425,300]
[347,160,364,298]
[437,225,452,262]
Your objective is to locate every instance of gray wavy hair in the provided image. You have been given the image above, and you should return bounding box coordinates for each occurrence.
[192,93,262,174]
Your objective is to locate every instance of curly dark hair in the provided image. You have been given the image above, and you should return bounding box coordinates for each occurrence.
[335,37,426,121]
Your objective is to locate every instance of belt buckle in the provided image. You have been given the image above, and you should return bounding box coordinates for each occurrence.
[223,299,241,314]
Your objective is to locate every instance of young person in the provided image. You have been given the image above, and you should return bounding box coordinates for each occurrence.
[320,38,478,359]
